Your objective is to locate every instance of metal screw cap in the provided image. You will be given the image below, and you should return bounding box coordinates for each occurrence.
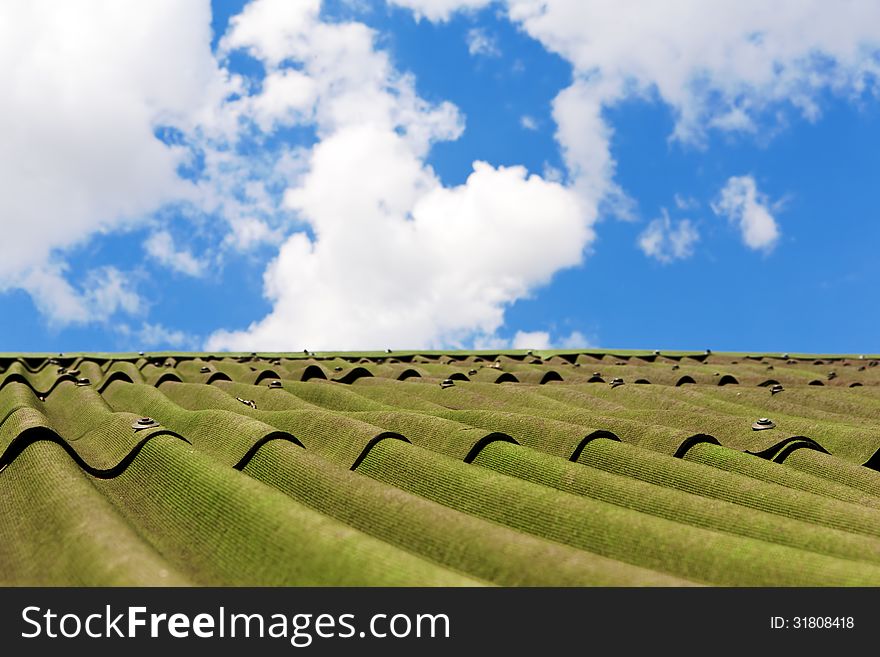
[752,417,776,430]
[132,417,159,431]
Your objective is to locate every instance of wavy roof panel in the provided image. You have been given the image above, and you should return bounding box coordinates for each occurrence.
[2,350,880,586]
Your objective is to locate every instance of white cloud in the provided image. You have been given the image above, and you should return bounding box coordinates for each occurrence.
[245,69,318,132]
[501,1,880,142]
[205,1,591,350]
[145,231,206,277]
[712,176,780,251]
[558,330,592,349]
[16,264,141,327]
[388,0,493,22]
[466,28,500,57]
[10,0,877,346]
[511,330,552,350]
[208,154,587,350]
[638,209,699,263]
[674,194,700,211]
[520,115,538,130]
[137,322,195,349]
[222,217,284,251]
[474,328,592,350]
[394,0,880,223]
[0,0,230,297]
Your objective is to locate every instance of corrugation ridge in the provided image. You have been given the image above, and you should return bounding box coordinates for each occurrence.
[0,440,193,586]
[232,431,306,470]
[747,436,830,460]
[473,440,880,567]
[88,438,480,586]
[1,371,76,396]
[569,430,621,462]
[0,425,189,477]
[350,432,411,470]
[97,369,135,392]
[242,439,694,586]
[572,438,880,539]
[673,434,722,458]
[773,441,831,463]
[462,432,519,463]
[683,442,880,511]
[356,438,880,586]
[102,381,306,468]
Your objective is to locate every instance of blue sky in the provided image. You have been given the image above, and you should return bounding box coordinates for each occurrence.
[2,0,879,353]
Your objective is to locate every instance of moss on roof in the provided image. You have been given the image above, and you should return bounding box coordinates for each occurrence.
[2,350,880,586]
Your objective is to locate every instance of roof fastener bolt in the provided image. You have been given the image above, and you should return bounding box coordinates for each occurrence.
[653,350,660,355]
[770,384,784,395]
[440,379,455,389]
[132,417,159,431]
[592,372,601,377]
[827,371,837,380]
[199,366,211,373]
[468,369,478,375]
[672,365,680,370]
[334,366,343,372]
[268,380,282,389]
[610,377,625,388]
[75,378,91,387]
[752,417,776,430]
[782,353,789,359]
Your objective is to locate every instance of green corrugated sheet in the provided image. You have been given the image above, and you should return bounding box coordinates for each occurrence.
[2,350,880,586]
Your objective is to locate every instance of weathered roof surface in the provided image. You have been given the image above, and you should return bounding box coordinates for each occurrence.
[2,350,880,586]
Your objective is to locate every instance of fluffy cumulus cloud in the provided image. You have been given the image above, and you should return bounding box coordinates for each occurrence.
[713,176,781,252]
[475,328,592,350]
[136,323,196,349]
[144,231,207,277]
[0,0,230,324]
[392,0,880,223]
[19,264,141,327]
[638,210,699,263]
[519,115,538,131]
[9,0,880,347]
[466,28,500,57]
[205,0,590,350]
[389,0,493,22]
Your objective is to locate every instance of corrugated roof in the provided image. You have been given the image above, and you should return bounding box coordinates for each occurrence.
[2,350,880,586]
